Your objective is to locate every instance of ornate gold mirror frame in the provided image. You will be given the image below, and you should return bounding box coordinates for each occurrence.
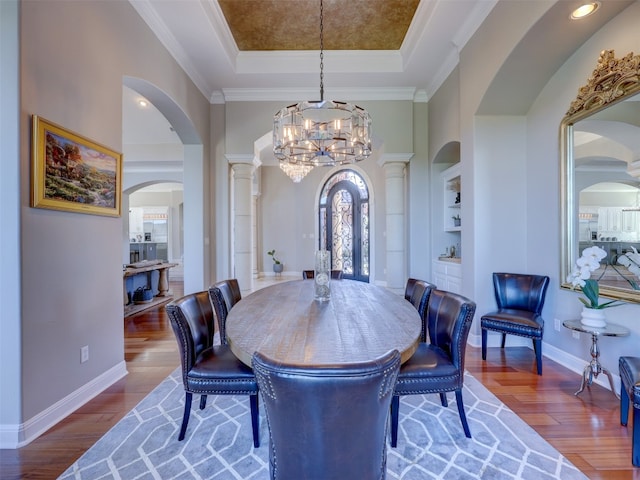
[560,50,640,303]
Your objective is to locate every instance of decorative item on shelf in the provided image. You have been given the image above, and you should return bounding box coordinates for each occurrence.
[455,192,461,204]
[314,250,331,301]
[267,249,284,275]
[452,214,461,227]
[446,177,460,192]
[567,246,622,328]
[272,0,372,183]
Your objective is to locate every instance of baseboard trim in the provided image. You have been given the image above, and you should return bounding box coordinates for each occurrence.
[0,361,127,449]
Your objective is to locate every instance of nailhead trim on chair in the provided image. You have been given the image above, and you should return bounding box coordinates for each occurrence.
[619,356,640,467]
[395,372,461,395]
[481,321,543,339]
[379,363,400,399]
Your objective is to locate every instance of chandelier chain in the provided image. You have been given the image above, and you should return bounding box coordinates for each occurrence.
[271,0,371,174]
[319,0,324,102]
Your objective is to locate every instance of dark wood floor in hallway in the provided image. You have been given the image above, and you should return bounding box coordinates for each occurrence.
[0,280,635,479]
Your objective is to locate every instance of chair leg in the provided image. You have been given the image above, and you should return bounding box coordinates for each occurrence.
[250,394,260,448]
[633,406,640,467]
[178,392,193,441]
[439,392,448,407]
[390,395,400,448]
[481,329,488,361]
[455,390,471,438]
[533,339,542,375]
[500,333,506,348]
[621,384,629,426]
[199,395,207,410]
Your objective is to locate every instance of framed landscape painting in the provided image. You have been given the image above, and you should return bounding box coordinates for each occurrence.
[31,115,122,217]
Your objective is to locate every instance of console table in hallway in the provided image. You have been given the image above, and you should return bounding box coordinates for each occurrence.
[123,260,178,317]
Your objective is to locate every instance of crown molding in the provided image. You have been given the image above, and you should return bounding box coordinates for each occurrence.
[129,0,211,98]
[219,86,418,102]
[201,0,239,64]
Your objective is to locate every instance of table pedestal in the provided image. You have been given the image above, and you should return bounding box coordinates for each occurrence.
[575,331,618,398]
[562,319,629,399]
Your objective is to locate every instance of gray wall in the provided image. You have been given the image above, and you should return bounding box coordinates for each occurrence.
[3,0,210,446]
[0,0,22,434]
[525,2,640,369]
[430,0,640,378]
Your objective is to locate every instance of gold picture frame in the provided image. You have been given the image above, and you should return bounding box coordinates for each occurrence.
[31,115,122,217]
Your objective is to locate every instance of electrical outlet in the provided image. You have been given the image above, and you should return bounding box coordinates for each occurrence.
[81,345,89,363]
[554,318,561,331]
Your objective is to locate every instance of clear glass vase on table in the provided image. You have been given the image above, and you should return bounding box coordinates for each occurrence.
[314,250,331,301]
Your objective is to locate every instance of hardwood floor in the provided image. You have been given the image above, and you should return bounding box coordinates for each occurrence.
[0,280,636,479]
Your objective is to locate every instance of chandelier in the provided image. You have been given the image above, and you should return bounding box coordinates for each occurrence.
[273,0,372,181]
[279,161,314,183]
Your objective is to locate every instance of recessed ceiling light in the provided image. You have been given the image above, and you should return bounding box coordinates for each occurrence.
[571,2,600,19]
[138,99,148,107]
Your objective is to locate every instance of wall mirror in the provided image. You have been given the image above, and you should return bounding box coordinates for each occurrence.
[561,50,640,303]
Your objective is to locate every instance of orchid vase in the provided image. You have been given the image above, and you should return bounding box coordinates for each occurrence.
[580,307,606,328]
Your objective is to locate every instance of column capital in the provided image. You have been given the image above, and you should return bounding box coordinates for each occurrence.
[226,154,261,168]
[377,153,414,167]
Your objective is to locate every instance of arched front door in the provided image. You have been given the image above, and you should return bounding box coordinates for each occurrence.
[319,170,369,282]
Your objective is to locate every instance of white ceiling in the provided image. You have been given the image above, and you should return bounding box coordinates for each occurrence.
[122,86,180,145]
[128,0,497,103]
[122,0,638,194]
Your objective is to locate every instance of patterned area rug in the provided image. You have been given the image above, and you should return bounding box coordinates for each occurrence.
[59,368,587,480]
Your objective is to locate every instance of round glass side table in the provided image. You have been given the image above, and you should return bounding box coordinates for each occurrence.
[562,319,630,398]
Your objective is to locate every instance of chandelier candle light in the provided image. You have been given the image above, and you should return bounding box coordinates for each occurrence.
[273,0,372,182]
[567,245,622,328]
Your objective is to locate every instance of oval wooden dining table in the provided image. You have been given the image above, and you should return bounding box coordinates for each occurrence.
[226,279,422,366]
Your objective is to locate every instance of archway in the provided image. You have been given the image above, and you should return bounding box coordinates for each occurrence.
[122,77,204,294]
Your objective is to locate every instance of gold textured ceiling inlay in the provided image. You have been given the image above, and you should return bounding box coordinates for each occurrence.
[217,0,420,51]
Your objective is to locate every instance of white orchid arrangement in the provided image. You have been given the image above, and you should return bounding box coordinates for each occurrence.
[566,246,621,309]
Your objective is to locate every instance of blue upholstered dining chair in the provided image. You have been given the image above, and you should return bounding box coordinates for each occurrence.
[208,278,242,345]
[404,278,419,301]
[391,289,476,445]
[406,278,436,342]
[253,349,401,480]
[165,291,259,446]
[619,356,640,467]
[480,273,550,375]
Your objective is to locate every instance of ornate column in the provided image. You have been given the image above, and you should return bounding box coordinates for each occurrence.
[228,155,259,295]
[379,154,413,294]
